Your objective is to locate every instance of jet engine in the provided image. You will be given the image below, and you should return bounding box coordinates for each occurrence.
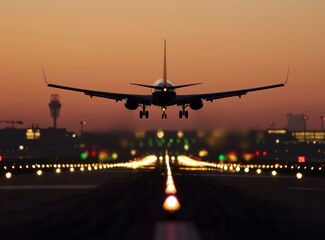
[124,99,139,110]
[190,100,203,110]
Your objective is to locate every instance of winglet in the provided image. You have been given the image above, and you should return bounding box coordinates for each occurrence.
[284,65,290,85]
[42,66,49,85]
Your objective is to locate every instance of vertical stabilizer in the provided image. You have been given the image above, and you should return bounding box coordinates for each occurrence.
[163,39,167,86]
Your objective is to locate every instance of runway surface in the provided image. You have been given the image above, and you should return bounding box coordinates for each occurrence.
[1,156,325,240]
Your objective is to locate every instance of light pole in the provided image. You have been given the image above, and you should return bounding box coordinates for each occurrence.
[269,121,275,130]
[320,115,325,131]
[80,121,86,136]
[303,115,308,142]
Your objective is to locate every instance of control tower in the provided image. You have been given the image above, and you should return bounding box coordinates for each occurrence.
[49,94,61,129]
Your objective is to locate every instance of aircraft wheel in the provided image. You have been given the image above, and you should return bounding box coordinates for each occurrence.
[179,111,183,119]
[139,111,143,119]
[145,111,149,118]
[185,111,189,119]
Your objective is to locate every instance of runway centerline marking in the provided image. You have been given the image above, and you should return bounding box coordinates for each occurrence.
[154,221,201,240]
[0,185,98,190]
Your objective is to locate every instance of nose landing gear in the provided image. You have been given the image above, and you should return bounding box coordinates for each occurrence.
[162,107,167,119]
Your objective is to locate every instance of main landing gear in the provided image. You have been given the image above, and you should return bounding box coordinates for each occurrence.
[179,105,189,119]
[139,105,149,119]
[162,107,167,119]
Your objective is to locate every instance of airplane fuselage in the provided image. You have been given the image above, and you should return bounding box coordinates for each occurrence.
[152,81,176,106]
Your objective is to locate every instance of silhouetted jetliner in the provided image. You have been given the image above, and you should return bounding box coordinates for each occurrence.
[45,40,288,119]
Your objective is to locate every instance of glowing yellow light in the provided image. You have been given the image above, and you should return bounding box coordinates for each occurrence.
[177,130,184,138]
[228,152,237,162]
[271,170,277,176]
[198,149,208,157]
[112,152,118,160]
[130,149,136,156]
[163,195,181,212]
[5,172,12,179]
[256,169,262,174]
[156,130,164,139]
[184,145,189,151]
[37,170,42,176]
[19,145,24,151]
[296,173,303,179]
[56,168,61,174]
[165,184,177,194]
[70,167,75,172]
[80,167,85,171]
[244,168,249,173]
[236,166,241,172]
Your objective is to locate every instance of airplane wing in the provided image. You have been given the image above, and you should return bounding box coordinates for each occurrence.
[47,83,152,105]
[176,82,285,106]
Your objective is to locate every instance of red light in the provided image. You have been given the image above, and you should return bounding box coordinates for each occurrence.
[262,151,267,156]
[255,151,260,156]
[91,150,97,158]
[298,156,306,163]
[0,155,2,161]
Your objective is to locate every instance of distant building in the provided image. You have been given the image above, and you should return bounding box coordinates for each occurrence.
[286,113,305,131]
[0,127,79,159]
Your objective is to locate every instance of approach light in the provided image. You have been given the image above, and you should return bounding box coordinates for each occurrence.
[296,172,303,179]
[5,172,12,179]
[163,195,181,212]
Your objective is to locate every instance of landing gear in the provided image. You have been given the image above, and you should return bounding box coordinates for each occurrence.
[179,105,189,119]
[162,107,167,119]
[139,105,149,119]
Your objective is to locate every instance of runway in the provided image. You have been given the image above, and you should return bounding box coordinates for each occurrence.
[1,155,325,240]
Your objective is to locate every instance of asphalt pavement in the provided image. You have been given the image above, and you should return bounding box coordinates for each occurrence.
[1,159,325,240]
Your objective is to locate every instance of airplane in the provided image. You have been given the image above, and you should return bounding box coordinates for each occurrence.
[45,40,288,119]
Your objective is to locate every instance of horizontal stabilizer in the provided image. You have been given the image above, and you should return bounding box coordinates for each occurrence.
[130,82,202,90]
[129,83,163,90]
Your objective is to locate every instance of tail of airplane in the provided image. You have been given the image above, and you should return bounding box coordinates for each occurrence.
[129,40,202,90]
[163,39,167,86]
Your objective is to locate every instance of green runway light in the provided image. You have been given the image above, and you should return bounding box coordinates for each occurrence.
[80,151,89,160]
[219,154,226,161]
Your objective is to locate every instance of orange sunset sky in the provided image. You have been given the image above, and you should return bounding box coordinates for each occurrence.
[0,0,324,132]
